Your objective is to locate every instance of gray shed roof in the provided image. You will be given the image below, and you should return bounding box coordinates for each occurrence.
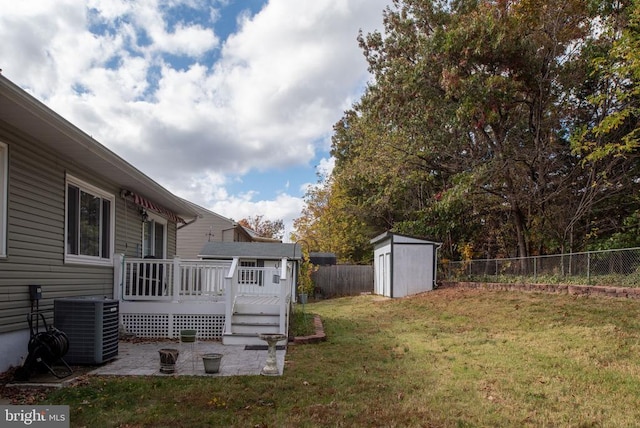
[199,242,302,260]
[370,231,441,245]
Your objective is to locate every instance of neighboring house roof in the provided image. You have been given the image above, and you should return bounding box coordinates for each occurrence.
[0,74,198,221]
[199,242,302,260]
[309,252,337,266]
[240,225,282,243]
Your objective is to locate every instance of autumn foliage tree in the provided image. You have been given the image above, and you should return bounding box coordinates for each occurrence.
[292,174,374,264]
[238,215,285,241]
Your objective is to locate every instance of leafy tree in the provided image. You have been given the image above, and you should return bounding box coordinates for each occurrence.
[296,244,317,296]
[572,0,640,162]
[238,215,285,240]
[568,0,640,249]
[328,0,639,260]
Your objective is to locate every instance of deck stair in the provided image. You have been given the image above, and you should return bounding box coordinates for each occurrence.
[222,296,288,346]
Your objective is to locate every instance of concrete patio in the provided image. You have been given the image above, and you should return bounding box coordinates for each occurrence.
[89,340,286,377]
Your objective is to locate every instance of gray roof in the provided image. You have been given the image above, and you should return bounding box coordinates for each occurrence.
[199,242,302,260]
[239,225,281,243]
[309,252,337,266]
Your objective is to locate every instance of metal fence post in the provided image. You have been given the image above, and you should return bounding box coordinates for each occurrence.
[587,252,591,285]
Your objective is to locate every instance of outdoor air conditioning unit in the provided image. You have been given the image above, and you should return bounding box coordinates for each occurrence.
[53,297,119,365]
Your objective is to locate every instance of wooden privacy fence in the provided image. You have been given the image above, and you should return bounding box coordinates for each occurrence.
[312,265,374,297]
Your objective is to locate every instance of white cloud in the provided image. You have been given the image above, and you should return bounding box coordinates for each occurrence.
[210,192,305,242]
[317,157,335,180]
[0,0,390,224]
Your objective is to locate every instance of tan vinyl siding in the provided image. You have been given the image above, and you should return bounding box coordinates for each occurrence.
[167,221,177,258]
[115,197,145,258]
[0,125,114,333]
[177,209,236,258]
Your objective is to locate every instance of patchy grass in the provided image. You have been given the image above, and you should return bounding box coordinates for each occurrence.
[35,289,640,426]
[290,304,316,337]
[452,272,640,288]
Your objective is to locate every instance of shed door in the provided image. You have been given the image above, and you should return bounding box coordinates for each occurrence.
[376,254,385,295]
[383,252,391,297]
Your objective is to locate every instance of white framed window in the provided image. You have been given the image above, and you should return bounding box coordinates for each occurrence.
[0,142,7,258]
[142,211,166,259]
[65,175,114,265]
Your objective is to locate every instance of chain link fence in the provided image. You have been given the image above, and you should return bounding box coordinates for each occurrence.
[439,247,640,287]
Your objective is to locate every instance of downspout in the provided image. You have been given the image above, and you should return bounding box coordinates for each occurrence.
[121,254,126,300]
[177,215,199,230]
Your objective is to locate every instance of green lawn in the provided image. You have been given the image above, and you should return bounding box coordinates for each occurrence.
[41,288,640,427]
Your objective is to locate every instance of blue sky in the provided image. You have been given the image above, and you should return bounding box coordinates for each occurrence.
[0,0,391,237]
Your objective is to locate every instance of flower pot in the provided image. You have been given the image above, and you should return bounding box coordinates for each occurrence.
[298,293,308,304]
[159,348,179,374]
[180,329,197,343]
[202,353,222,373]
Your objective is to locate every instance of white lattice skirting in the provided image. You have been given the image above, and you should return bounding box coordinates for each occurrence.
[121,313,225,339]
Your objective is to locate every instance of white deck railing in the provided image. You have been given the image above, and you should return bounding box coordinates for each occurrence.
[236,267,283,295]
[115,257,232,302]
[180,260,230,299]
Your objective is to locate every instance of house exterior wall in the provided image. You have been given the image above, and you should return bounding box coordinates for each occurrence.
[167,221,177,257]
[177,205,253,259]
[177,210,240,259]
[0,125,116,333]
[115,198,146,258]
[0,122,181,372]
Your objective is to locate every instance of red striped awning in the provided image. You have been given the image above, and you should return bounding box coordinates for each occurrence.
[122,190,185,224]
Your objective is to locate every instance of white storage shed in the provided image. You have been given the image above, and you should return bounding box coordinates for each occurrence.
[371,232,441,298]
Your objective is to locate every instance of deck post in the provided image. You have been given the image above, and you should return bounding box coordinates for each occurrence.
[279,276,287,335]
[278,258,289,335]
[224,257,239,335]
[172,257,181,302]
[279,257,288,281]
